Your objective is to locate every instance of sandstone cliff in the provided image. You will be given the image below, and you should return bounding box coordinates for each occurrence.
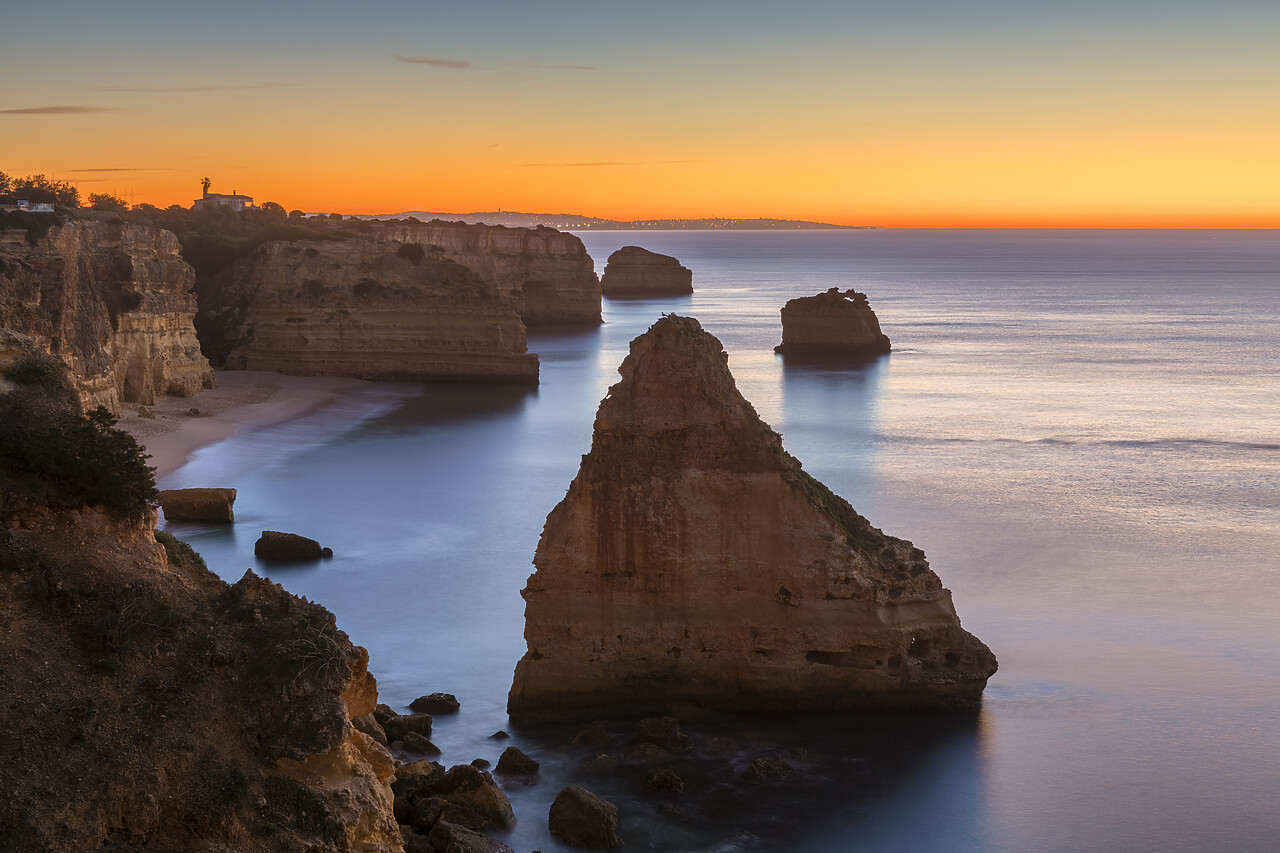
[0,504,401,852]
[600,246,693,297]
[0,218,215,411]
[204,239,538,382]
[509,316,995,721]
[383,220,601,324]
[775,287,891,356]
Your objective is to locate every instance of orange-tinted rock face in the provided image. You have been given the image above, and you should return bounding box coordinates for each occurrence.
[213,239,538,383]
[0,220,215,411]
[775,287,891,356]
[508,316,995,722]
[600,246,693,296]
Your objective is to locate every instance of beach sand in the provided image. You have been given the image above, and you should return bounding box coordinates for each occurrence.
[117,370,389,480]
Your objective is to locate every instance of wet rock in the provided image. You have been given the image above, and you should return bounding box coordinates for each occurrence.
[471,758,491,770]
[548,786,623,849]
[402,731,442,757]
[158,487,236,523]
[633,716,693,753]
[384,713,433,742]
[495,746,539,776]
[570,720,612,747]
[489,730,510,740]
[253,530,327,562]
[429,820,515,853]
[374,703,397,725]
[428,764,516,831]
[742,755,795,782]
[624,742,671,763]
[411,692,461,714]
[642,768,685,794]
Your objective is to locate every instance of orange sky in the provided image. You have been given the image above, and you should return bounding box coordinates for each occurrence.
[4,2,1279,227]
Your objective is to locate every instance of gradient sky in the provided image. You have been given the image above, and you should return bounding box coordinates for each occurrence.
[3,1,1279,226]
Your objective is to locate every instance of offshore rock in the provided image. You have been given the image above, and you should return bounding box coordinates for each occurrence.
[255,530,329,562]
[600,246,693,297]
[0,218,215,411]
[0,497,400,852]
[774,287,891,356]
[387,220,602,324]
[207,239,539,382]
[158,487,237,522]
[508,315,995,722]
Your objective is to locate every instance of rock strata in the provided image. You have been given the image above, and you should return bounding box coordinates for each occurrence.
[0,218,214,411]
[158,487,236,522]
[204,239,539,383]
[600,246,693,297]
[508,315,996,721]
[775,287,891,356]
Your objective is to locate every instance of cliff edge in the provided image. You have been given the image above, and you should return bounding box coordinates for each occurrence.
[509,315,995,722]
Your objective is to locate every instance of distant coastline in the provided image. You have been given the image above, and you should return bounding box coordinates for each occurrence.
[367,210,872,231]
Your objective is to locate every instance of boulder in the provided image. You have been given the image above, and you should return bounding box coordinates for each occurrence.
[159,488,237,523]
[428,764,516,832]
[632,716,692,754]
[410,692,461,714]
[548,786,623,849]
[352,712,388,745]
[429,820,516,853]
[742,755,795,782]
[642,768,685,794]
[507,315,996,722]
[401,731,441,757]
[383,713,433,742]
[254,530,328,562]
[600,246,693,297]
[774,287,891,356]
[495,746,539,776]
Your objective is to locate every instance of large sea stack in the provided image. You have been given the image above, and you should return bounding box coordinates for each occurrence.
[775,287,891,357]
[508,315,995,722]
[0,217,215,412]
[600,246,693,297]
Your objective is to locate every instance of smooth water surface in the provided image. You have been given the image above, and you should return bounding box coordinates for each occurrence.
[163,230,1280,852]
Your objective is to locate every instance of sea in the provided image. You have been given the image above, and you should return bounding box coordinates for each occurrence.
[160,229,1280,853]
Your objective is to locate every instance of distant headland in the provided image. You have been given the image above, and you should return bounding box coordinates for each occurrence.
[375,211,873,230]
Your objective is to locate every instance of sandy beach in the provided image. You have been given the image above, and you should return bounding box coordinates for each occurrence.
[117,370,394,480]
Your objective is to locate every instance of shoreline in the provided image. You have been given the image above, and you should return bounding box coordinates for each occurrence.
[117,370,399,480]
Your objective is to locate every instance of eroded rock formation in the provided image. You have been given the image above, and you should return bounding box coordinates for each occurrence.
[0,218,215,411]
[600,246,693,297]
[385,220,601,324]
[775,287,891,356]
[508,316,995,721]
[205,239,539,382]
[158,487,237,522]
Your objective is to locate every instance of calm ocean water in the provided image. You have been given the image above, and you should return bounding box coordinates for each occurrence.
[162,230,1280,853]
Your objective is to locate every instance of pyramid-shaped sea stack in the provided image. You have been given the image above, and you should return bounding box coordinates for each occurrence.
[508,316,996,722]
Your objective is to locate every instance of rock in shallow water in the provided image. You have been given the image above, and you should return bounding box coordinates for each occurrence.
[254,530,330,562]
[159,487,236,522]
[548,786,623,849]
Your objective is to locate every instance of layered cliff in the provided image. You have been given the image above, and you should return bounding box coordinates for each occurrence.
[775,287,891,356]
[385,220,601,324]
[600,246,693,296]
[205,239,539,382]
[0,218,215,411]
[509,316,996,721]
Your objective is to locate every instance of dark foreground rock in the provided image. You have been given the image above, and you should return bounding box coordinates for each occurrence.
[549,786,623,849]
[495,746,540,775]
[254,530,330,561]
[411,692,461,714]
[775,287,891,356]
[600,246,693,296]
[158,487,236,522]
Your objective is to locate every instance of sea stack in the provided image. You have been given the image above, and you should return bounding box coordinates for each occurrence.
[775,287,891,357]
[600,246,693,297]
[508,315,995,722]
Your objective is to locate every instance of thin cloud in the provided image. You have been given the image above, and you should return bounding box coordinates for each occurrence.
[0,105,116,115]
[394,55,475,69]
[521,159,704,168]
[516,63,597,72]
[68,167,174,173]
[87,83,293,93]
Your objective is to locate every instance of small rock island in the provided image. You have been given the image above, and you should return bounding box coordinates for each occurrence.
[775,287,892,357]
[600,246,693,297]
[508,315,996,722]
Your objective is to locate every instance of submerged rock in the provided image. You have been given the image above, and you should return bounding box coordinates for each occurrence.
[600,246,693,297]
[508,315,995,722]
[774,287,891,356]
[158,487,237,522]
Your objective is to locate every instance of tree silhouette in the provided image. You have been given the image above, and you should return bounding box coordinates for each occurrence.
[201,177,212,195]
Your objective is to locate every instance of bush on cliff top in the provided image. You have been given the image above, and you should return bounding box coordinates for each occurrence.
[0,354,158,516]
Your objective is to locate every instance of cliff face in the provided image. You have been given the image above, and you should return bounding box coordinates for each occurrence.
[0,496,402,852]
[384,221,601,324]
[205,239,538,383]
[775,287,891,356]
[509,316,995,722]
[600,246,693,296]
[0,219,215,411]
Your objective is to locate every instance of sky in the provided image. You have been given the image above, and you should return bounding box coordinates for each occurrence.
[3,0,1279,227]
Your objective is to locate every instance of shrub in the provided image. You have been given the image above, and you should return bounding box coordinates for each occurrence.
[395,243,425,265]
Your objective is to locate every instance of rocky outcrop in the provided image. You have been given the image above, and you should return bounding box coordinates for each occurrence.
[158,487,237,522]
[600,246,693,297]
[0,498,401,852]
[775,287,891,356]
[0,219,215,411]
[508,316,995,722]
[256,530,332,562]
[204,239,539,383]
[385,220,601,324]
